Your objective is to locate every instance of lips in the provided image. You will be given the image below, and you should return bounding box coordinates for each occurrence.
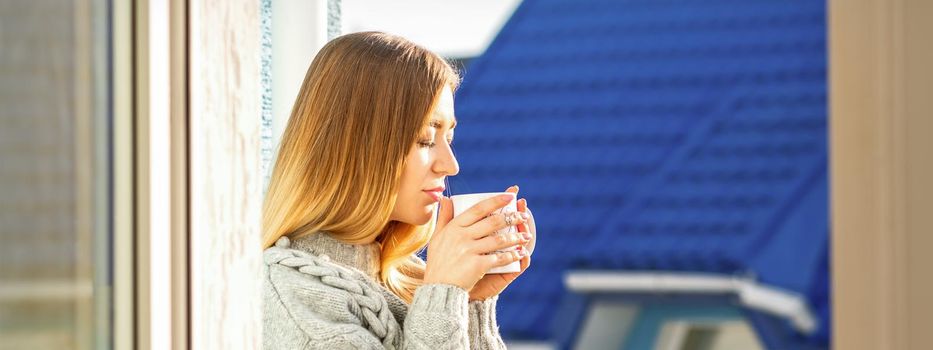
[423,185,445,202]
[423,190,442,202]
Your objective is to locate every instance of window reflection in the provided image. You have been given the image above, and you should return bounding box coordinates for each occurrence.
[0,1,112,348]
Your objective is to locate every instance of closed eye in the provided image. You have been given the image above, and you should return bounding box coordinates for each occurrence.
[418,138,454,148]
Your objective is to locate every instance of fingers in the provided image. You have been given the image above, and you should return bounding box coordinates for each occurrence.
[467,210,528,239]
[517,198,527,233]
[452,193,514,227]
[494,253,531,280]
[474,230,529,254]
[519,254,530,272]
[507,187,525,232]
[435,196,454,233]
[524,207,536,237]
[484,249,526,268]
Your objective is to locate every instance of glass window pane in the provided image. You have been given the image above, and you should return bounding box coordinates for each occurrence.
[0,1,113,349]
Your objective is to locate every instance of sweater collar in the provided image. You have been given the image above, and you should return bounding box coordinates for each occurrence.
[290,231,382,281]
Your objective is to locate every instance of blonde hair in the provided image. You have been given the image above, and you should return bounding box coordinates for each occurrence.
[262,31,462,303]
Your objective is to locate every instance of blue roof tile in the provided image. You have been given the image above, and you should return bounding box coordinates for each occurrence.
[451,0,828,345]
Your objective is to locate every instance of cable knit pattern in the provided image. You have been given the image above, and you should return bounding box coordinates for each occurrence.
[468,297,508,350]
[263,234,508,349]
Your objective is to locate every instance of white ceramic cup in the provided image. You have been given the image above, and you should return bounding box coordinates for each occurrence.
[449,192,535,274]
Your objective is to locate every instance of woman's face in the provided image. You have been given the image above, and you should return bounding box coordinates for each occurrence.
[390,85,459,225]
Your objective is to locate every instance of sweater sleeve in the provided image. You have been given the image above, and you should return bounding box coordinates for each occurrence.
[402,283,472,349]
[467,296,508,349]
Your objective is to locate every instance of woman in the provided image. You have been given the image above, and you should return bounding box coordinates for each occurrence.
[262,31,536,349]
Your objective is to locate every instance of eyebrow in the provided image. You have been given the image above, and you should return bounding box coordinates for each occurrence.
[428,117,457,129]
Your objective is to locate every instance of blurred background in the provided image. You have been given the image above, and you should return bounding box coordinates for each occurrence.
[0,0,112,348]
[2,0,931,349]
[397,1,828,349]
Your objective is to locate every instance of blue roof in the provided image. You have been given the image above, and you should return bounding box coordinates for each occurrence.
[450,0,828,346]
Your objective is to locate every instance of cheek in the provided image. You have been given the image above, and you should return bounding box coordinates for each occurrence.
[398,151,429,196]
[405,151,431,177]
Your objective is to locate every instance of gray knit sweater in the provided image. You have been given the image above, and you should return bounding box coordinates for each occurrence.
[263,232,508,349]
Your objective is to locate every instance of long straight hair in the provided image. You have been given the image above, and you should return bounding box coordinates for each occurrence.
[262,31,461,303]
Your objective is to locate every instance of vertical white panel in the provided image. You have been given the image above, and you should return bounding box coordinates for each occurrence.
[147,1,172,348]
[189,0,262,348]
[134,0,188,348]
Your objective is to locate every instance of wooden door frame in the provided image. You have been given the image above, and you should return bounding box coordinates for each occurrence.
[829,0,933,348]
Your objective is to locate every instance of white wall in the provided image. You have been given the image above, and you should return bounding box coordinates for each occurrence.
[270,0,331,171]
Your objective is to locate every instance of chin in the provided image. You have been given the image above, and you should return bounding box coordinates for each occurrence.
[414,213,432,226]
[402,209,433,226]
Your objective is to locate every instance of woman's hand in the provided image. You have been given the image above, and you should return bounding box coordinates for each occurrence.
[423,189,532,293]
[467,185,535,301]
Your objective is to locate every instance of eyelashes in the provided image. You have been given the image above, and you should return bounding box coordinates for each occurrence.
[418,139,454,148]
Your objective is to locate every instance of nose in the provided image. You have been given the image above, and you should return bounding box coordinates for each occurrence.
[434,143,459,176]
